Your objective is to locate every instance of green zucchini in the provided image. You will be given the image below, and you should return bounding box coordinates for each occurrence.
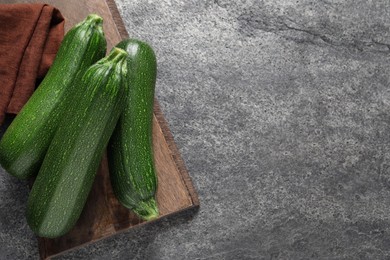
[26,48,128,238]
[108,39,158,220]
[0,14,107,179]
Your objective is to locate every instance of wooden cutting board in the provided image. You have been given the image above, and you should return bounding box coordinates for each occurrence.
[0,0,199,259]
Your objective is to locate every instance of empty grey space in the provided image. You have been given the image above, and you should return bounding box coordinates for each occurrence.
[1,0,390,259]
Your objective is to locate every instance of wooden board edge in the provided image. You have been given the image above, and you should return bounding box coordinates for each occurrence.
[38,204,199,260]
[38,236,47,260]
[105,0,129,38]
[104,0,200,207]
[152,99,200,207]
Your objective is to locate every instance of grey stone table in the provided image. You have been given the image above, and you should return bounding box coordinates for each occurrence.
[2,0,390,259]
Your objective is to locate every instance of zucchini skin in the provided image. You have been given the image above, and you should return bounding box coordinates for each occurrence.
[0,14,107,179]
[26,48,128,238]
[108,39,158,220]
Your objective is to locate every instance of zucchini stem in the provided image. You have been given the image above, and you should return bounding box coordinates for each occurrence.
[99,47,128,65]
[85,14,103,25]
[132,198,159,221]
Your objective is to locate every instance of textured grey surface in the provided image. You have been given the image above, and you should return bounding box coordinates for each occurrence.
[2,0,390,259]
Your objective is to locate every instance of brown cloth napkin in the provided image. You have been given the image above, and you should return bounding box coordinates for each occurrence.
[0,3,64,124]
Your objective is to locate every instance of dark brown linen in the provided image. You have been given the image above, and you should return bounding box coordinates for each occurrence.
[0,3,64,124]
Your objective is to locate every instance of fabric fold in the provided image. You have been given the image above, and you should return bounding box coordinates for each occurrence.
[0,3,65,124]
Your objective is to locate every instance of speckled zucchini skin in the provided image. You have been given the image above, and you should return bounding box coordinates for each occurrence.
[108,39,158,220]
[26,48,128,238]
[0,14,107,179]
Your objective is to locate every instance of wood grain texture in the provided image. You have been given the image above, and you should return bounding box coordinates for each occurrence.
[0,0,199,259]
